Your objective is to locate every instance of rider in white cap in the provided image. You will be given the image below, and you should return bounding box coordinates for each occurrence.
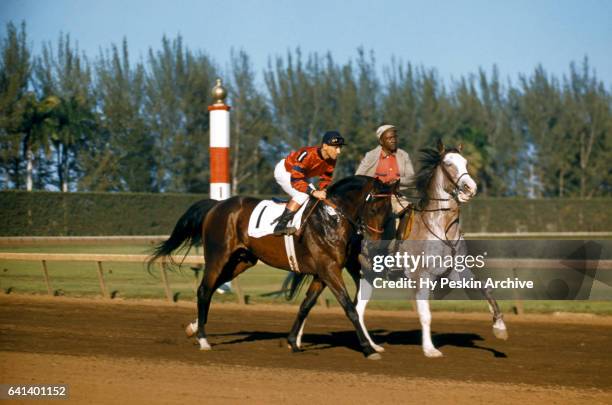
[356,124,414,237]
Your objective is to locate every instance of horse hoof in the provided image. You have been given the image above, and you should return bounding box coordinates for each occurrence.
[372,344,385,353]
[367,353,382,360]
[185,323,197,338]
[287,340,302,352]
[424,348,443,358]
[493,327,509,340]
[198,338,211,351]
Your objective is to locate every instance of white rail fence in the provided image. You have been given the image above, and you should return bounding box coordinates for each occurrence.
[1,252,610,312]
[1,232,611,246]
[0,252,208,303]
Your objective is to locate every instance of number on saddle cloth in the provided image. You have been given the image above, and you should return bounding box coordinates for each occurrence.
[247,199,309,239]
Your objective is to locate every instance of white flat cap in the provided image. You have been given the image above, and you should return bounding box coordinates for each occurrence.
[376,124,396,139]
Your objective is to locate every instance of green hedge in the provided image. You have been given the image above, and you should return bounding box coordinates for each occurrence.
[1,191,610,235]
[0,190,208,236]
[461,198,612,233]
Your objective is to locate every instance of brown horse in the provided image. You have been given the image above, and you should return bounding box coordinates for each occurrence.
[148,175,396,359]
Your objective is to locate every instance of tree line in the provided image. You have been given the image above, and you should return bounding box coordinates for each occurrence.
[1,22,610,197]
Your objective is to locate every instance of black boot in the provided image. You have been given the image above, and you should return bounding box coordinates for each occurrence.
[273,208,297,236]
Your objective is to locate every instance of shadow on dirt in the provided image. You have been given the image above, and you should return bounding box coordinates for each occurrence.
[208,329,507,357]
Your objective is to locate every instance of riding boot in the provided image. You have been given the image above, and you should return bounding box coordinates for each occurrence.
[273,208,297,236]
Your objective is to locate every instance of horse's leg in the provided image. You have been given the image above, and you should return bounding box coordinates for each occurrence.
[186,252,257,340]
[287,276,325,352]
[320,268,380,360]
[416,288,442,358]
[354,278,384,353]
[351,253,385,353]
[194,248,257,349]
[482,288,508,340]
[193,260,228,350]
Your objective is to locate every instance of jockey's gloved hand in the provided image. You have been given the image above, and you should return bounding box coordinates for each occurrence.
[311,190,327,200]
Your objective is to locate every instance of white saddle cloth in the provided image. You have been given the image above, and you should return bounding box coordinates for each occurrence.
[247,200,309,273]
[247,200,307,238]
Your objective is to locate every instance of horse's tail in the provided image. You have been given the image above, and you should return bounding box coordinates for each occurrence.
[147,199,219,271]
[284,273,310,301]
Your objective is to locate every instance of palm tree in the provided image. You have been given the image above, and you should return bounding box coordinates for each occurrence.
[18,93,59,190]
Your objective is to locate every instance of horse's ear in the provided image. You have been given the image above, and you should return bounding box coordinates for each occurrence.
[457,143,463,152]
[436,139,445,154]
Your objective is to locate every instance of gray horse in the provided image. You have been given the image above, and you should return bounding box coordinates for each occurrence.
[355,140,508,357]
[287,140,508,358]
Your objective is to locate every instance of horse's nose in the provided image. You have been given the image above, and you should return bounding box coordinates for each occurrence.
[463,179,477,196]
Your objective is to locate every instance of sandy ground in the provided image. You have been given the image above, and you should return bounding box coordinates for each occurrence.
[1,295,611,404]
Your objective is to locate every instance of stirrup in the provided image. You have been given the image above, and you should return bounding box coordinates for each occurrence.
[274,225,297,236]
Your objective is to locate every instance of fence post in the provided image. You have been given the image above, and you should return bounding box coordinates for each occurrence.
[158,263,173,302]
[512,267,524,315]
[233,277,245,305]
[41,260,52,295]
[96,261,110,299]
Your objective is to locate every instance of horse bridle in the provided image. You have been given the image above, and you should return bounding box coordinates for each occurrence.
[420,152,471,256]
[361,191,399,236]
[408,151,471,211]
[439,160,471,203]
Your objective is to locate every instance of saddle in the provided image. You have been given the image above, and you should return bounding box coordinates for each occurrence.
[271,197,289,204]
[395,205,415,240]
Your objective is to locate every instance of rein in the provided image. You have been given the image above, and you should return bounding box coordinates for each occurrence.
[294,199,321,239]
[360,191,398,235]
[420,212,461,256]
[322,190,396,237]
[419,154,468,256]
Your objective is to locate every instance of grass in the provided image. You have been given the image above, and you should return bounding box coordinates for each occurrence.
[1,243,612,314]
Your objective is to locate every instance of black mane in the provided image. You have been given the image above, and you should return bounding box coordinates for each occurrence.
[414,147,460,208]
[327,175,373,198]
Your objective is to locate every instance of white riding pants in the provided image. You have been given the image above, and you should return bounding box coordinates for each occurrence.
[274,159,309,205]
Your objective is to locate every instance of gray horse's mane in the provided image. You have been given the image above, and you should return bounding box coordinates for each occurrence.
[415,147,461,209]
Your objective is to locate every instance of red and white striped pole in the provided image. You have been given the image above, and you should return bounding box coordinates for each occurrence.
[208,78,231,200]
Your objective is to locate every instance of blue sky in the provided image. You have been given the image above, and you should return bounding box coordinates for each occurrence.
[1,0,611,87]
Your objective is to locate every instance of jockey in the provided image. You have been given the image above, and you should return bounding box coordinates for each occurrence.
[272,131,346,236]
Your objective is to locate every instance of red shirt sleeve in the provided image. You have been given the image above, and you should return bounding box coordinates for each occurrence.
[287,148,310,193]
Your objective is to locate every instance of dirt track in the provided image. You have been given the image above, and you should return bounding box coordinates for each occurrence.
[1,295,611,404]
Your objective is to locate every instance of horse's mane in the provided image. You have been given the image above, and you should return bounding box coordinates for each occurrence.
[326,175,373,198]
[415,147,460,208]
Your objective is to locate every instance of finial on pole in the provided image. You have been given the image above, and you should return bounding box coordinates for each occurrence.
[211,78,227,105]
